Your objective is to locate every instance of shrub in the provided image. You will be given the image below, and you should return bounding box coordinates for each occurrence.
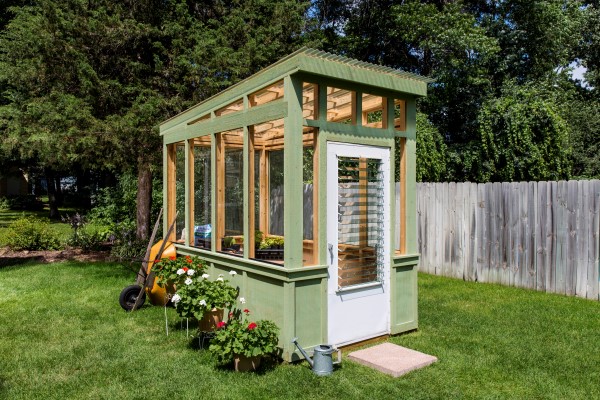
[4,217,62,251]
[0,197,10,211]
[62,213,108,251]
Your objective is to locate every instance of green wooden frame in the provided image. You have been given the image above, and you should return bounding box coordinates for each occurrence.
[160,48,430,361]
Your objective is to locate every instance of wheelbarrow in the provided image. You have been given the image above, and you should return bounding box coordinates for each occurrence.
[118,210,178,311]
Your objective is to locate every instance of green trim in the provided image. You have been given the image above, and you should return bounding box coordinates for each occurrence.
[163,101,287,144]
[210,134,217,253]
[175,245,328,282]
[294,72,419,103]
[392,253,420,267]
[305,119,397,140]
[283,76,304,267]
[391,321,418,335]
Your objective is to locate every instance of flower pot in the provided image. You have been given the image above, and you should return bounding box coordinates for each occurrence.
[199,308,224,332]
[234,355,261,372]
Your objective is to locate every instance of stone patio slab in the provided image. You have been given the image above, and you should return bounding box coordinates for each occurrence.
[347,342,437,377]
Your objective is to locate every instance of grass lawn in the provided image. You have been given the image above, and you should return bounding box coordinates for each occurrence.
[0,261,598,400]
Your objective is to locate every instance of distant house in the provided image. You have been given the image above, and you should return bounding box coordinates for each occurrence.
[0,167,28,197]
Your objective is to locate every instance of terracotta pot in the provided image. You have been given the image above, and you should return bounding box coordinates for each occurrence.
[199,308,224,332]
[234,355,261,372]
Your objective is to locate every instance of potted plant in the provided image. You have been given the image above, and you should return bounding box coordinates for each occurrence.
[209,307,280,372]
[171,270,239,331]
[256,235,284,260]
[153,255,207,289]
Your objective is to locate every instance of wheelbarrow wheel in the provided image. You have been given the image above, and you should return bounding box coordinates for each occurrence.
[119,284,146,311]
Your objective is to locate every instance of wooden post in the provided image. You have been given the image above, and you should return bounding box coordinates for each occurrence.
[248,126,256,258]
[166,144,176,242]
[216,133,225,251]
[187,139,195,246]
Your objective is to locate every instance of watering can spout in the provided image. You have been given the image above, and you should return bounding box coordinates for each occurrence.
[292,337,314,368]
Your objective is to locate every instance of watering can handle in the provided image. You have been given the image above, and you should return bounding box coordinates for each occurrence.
[333,348,342,365]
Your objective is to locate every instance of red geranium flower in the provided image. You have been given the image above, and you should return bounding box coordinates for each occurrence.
[248,322,257,330]
[169,256,176,260]
[243,308,250,314]
[217,321,226,329]
[183,267,189,272]
[155,259,160,264]
[186,258,192,263]
[228,312,234,318]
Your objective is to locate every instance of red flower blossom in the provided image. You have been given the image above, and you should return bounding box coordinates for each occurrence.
[155,259,160,264]
[169,256,176,260]
[228,312,234,318]
[217,321,226,329]
[243,309,250,314]
[183,267,189,272]
[186,258,192,263]
[247,322,257,330]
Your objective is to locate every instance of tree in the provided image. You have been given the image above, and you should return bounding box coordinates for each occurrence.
[415,112,447,182]
[478,82,571,182]
[1,0,313,234]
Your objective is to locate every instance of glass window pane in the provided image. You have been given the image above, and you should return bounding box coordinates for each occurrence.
[251,118,284,264]
[249,80,284,107]
[175,143,186,241]
[192,136,211,250]
[302,127,317,266]
[327,87,354,124]
[362,93,385,129]
[216,128,244,255]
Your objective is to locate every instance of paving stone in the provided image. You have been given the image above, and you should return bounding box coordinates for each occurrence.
[347,342,437,378]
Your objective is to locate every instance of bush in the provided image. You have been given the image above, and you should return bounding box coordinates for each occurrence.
[67,227,108,251]
[4,217,62,251]
[0,197,10,211]
[108,221,147,262]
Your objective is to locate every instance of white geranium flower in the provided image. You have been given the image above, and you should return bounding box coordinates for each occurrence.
[176,268,185,275]
[201,273,209,279]
[239,297,246,304]
[171,294,181,304]
[187,269,195,276]
[184,278,193,285]
[229,270,237,276]
[216,277,224,282]
[199,299,207,306]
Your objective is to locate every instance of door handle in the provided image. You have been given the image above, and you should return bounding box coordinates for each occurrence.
[328,243,334,265]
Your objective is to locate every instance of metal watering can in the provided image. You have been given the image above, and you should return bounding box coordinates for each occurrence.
[292,337,341,376]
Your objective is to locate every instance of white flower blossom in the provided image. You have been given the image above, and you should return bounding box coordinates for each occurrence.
[216,277,224,282]
[187,269,195,276]
[199,299,207,306]
[201,273,209,279]
[184,278,193,285]
[171,294,181,304]
[176,268,185,275]
[229,270,237,276]
[218,274,224,278]
[239,297,246,304]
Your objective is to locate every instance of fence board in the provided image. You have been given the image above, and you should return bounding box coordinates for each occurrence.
[416,180,600,301]
[589,181,600,300]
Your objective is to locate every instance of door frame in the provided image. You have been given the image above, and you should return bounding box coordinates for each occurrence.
[326,141,391,346]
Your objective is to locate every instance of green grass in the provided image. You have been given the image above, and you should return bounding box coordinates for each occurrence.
[0,262,598,400]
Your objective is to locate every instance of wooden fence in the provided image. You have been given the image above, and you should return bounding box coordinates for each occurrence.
[417,180,600,300]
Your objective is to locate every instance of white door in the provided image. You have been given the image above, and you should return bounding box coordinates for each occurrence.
[327,142,391,346]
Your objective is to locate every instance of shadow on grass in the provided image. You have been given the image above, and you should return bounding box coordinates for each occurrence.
[0,256,45,269]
